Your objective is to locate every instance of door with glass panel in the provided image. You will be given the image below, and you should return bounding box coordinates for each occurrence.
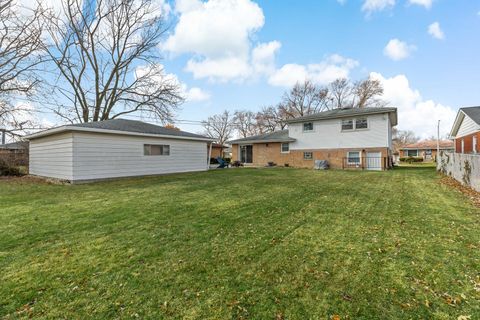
[240,145,253,163]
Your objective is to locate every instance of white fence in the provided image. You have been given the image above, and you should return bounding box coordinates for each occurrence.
[437,151,480,191]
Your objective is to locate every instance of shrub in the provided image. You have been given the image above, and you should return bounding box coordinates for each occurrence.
[399,157,424,163]
[0,159,23,176]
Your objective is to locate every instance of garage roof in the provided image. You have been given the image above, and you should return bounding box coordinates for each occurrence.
[25,119,214,142]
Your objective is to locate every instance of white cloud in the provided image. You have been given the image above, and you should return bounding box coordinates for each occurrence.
[362,0,395,13]
[136,64,210,103]
[268,55,359,88]
[185,87,211,102]
[163,0,267,81]
[408,0,433,9]
[383,39,416,61]
[428,22,444,40]
[337,0,347,5]
[370,72,456,138]
[251,41,282,76]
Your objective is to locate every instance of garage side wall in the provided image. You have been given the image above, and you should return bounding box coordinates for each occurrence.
[72,132,208,181]
[29,132,74,180]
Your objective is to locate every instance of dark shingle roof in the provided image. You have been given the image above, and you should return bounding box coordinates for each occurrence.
[460,106,480,125]
[27,119,212,141]
[0,141,28,150]
[286,107,398,125]
[228,130,295,144]
[66,119,210,139]
[400,140,454,150]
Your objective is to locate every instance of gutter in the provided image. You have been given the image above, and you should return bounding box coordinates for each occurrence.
[24,126,215,142]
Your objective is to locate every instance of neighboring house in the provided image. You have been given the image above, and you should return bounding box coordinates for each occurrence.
[399,140,454,161]
[0,141,29,154]
[0,141,29,167]
[449,106,480,154]
[25,119,214,183]
[209,143,229,159]
[229,107,398,170]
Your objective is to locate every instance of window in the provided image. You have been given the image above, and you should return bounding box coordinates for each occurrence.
[341,119,354,130]
[355,118,368,129]
[303,122,314,132]
[144,144,170,156]
[406,150,418,157]
[474,136,477,153]
[461,139,465,154]
[281,143,289,153]
[347,151,361,164]
[303,152,313,160]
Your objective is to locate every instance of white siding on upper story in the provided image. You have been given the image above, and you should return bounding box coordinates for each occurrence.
[289,113,391,150]
[29,132,74,180]
[72,132,208,181]
[456,113,480,138]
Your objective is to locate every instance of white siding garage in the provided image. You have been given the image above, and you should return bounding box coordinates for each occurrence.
[27,119,213,183]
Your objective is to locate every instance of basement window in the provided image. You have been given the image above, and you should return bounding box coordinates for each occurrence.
[347,151,361,165]
[144,144,170,156]
[303,152,313,160]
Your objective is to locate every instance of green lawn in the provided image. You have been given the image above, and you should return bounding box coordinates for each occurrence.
[1,168,479,319]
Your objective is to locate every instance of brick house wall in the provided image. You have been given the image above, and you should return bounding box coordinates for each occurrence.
[455,132,480,153]
[232,143,390,169]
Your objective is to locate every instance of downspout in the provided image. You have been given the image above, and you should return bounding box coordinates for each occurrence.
[207,142,213,170]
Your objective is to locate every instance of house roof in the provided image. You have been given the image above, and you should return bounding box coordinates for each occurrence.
[228,130,296,144]
[285,107,398,126]
[25,119,213,142]
[0,141,29,150]
[450,106,480,137]
[400,140,454,150]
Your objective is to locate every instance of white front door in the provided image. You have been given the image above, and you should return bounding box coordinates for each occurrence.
[366,152,382,171]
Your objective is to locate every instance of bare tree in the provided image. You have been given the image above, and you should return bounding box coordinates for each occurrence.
[329,78,352,109]
[0,0,45,137]
[352,77,386,108]
[256,105,289,133]
[233,110,259,138]
[392,128,419,151]
[40,0,183,124]
[202,111,234,146]
[280,80,330,118]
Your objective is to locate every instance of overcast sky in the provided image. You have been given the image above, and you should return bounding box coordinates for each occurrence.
[28,0,480,139]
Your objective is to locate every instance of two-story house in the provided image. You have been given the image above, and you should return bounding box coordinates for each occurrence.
[229,107,398,170]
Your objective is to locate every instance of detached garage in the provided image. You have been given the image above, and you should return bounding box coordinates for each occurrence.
[25,119,214,183]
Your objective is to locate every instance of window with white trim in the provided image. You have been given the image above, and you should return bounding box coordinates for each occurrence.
[473,136,477,153]
[303,122,314,132]
[281,143,289,153]
[347,151,361,164]
[406,150,418,157]
[355,118,368,129]
[341,119,354,130]
[303,152,313,160]
[144,144,170,156]
[461,139,465,154]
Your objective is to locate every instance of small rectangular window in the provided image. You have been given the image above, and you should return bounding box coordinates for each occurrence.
[341,119,354,131]
[355,118,368,129]
[281,143,289,153]
[473,136,477,153]
[406,150,418,157]
[303,122,314,131]
[347,151,361,164]
[303,152,313,160]
[144,144,170,156]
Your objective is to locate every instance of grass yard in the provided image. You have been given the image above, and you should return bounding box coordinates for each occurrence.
[1,167,479,319]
